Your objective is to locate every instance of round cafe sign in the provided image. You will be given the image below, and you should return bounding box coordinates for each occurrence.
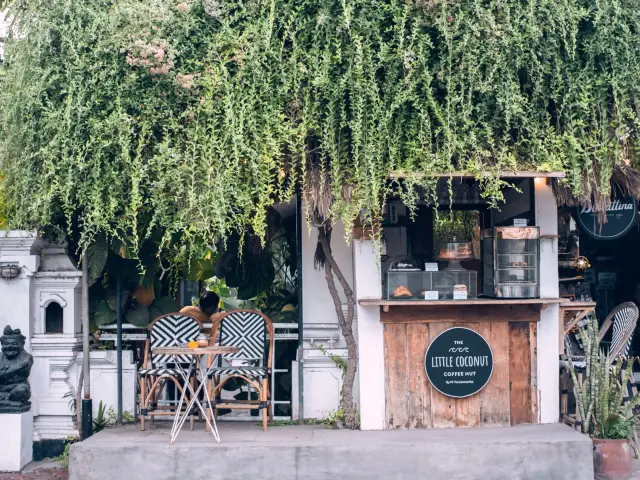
[576,196,637,240]
[425,327,493,399]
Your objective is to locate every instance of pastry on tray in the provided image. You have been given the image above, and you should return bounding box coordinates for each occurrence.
[392,285,413,298]
[509,261,528,267]
[438,241,474,260]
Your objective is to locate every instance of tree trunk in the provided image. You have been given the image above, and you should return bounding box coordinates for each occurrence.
[317,225,358,429]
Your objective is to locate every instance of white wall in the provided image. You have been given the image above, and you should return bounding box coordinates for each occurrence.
[71,351,137,419]
[0,231,42,351]
[302,220,353,329]
[300,217,353,419]
[534,179,560,424]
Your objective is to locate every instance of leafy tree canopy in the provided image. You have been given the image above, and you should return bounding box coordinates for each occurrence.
[1,0,639,262]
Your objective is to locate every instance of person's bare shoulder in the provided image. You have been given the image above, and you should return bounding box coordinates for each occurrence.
[179,306,209,324]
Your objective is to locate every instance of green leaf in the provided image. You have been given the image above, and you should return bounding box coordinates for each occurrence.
[125,304,150,327]
[184,258,214,282]
[94,300,116,326]
[221,297,245,310]
[105,256,141,285]
[110,238,135,259]
[107,290,129,312]
[85,235,109,281]
[140,265,158,288]
[149,296,177,319]
[277,309,298,323]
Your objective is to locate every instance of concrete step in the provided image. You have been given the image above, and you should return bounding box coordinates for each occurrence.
[70,422,593,480]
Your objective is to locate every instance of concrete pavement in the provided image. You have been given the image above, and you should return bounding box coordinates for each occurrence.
[70,422,594,480]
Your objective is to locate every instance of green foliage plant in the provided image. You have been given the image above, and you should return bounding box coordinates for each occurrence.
[313,343,348,377]
[53,436,79,468]
[92,400,108,433]
[105,405,136,424]
[565,315,640,439]
[2,0,639,263]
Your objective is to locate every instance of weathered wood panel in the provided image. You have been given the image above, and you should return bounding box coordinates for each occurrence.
[454,322,480,427]
[406,323,432,428]
[478,322,510,426]
[383,306,461,324]
[429,322,456,428]
[383,306,537,429]
[509,322,533,425]
[384,323,409,428]
[381,305,540,324]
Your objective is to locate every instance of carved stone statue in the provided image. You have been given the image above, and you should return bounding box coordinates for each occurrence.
[0,326,33,413]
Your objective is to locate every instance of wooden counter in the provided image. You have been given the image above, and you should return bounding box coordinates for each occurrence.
[359,299,559,430]
[359,298,564,312]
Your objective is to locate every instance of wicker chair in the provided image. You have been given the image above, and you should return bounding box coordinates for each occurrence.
[138,313,203,431]
[562,302,639,369]
[207,309,274,431]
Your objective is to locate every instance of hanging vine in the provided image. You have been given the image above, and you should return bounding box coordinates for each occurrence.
[0,0,639,258]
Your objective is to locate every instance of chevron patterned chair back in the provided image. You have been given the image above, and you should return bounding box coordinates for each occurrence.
[218,310,267,362]
[606,302,639,361]
[150,313,202,367]
[562,303,639,366]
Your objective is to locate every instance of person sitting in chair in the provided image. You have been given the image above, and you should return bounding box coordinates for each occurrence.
[179,290,222,324]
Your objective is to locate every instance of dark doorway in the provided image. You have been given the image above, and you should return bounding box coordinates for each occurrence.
[45,302,64,334]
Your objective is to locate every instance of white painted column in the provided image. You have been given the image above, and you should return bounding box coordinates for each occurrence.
[353,239,385,430]
[534,179,560,424]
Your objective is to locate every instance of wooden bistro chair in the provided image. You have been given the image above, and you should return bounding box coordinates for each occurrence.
[560,302,639,428]
[138,313,203,431]
[207,309,275,431]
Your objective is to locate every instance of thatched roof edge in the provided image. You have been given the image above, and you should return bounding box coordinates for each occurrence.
[552,164,640,212]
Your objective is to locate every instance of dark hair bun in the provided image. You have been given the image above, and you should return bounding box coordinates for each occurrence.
[199,291,220,312]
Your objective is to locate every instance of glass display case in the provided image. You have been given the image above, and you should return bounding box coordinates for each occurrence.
[386,255,477,300]
[482,227,540,298]
[385,256,420,300]
[386,271,478,300]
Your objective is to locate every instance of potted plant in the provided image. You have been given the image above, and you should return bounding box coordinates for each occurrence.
[565,316,640,480]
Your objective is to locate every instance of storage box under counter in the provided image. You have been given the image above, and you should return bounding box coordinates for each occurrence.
[386,270,477,300]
